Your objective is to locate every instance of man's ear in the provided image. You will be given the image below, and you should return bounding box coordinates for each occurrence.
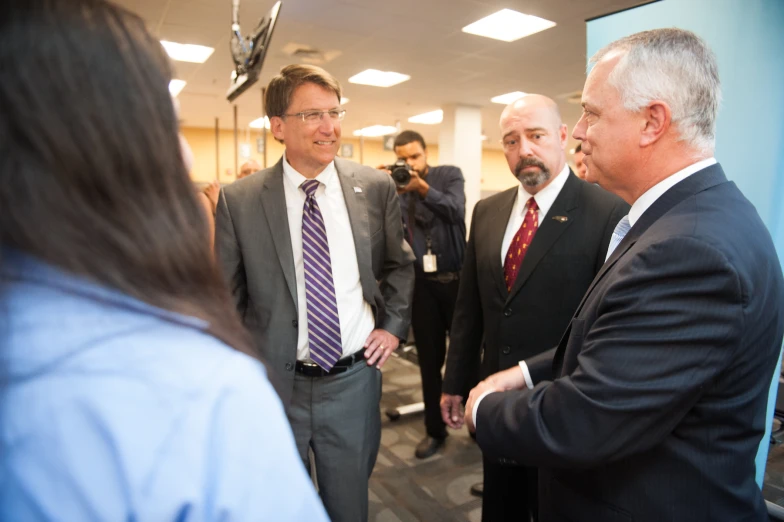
[270,116,285,143]
[640,101,671,147]
[558,123,569,150]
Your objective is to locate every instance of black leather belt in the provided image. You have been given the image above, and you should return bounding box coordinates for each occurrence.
[295,349,366,377]
[423,271,460,283]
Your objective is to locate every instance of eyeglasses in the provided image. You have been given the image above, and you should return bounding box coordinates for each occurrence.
[283,109,346,124]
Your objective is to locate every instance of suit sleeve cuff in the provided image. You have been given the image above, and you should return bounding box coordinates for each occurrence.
[472,390,496,430]
[518,361,534,390]
[422,185,442,204]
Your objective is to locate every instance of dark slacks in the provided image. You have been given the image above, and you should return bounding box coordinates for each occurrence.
[411,274,460,439]
[482,455,538,522]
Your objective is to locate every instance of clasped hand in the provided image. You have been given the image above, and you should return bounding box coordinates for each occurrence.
[463,366,527,433]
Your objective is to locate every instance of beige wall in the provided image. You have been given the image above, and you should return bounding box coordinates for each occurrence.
[182,126,517,195]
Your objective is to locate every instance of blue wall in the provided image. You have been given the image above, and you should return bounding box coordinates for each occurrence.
[587,0,784,264]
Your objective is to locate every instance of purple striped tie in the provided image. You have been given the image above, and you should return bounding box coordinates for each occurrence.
[300,179,343,371]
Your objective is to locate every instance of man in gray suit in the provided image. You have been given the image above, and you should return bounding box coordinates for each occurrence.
[215,64,415,522]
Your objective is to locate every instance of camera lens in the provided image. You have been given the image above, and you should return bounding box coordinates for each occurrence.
[391,166,411,187]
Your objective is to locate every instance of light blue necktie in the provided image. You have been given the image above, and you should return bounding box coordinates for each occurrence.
[605,215,631,262]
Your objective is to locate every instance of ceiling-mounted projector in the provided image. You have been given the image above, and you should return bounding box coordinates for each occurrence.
[226,0,281,102]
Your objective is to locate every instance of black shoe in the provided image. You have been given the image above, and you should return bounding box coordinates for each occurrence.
[470,482,483,497]
[415,435,446,459]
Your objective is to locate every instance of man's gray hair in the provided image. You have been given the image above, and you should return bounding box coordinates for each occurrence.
[590,28,721,154]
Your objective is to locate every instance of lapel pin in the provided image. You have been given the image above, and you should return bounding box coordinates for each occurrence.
[552,215,568,222]
[353,186,362,193]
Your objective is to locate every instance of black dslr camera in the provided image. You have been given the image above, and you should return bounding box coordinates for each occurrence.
[387,159,412,187]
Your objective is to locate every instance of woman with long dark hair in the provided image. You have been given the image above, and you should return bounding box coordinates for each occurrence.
[0,1,328,519]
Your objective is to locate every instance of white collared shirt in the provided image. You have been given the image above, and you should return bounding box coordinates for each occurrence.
[628,157,717,227]
[281,155,375,362]
[500,164,571,265]
[474,157,720,429]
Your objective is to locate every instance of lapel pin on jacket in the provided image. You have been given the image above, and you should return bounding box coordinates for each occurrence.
[353,186,362,193]
[552,215,568,222]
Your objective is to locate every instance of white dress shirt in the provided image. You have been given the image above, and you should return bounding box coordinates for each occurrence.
[628,157,717,227]
[500,164,571,265]
[473,157,718,429]
[282,155,375,362]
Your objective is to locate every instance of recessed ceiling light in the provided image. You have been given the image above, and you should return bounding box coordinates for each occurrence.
[160,40,215,63]
[169,79,186,97]
[408,110,443,125]
[348,69,410,88]
[353,125,399,137]
[249,116,270,129]
[462,9,556,42]
[491,91,528,105]
[340,97,350,104]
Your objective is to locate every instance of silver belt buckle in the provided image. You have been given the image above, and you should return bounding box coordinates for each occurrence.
[302,361,319,368]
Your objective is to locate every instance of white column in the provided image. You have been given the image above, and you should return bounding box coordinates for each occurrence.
[438,104,482,230]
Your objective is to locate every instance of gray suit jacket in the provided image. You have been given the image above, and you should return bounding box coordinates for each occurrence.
[215,157,415,405]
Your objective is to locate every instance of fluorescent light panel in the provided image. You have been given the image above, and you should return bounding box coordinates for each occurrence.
[348,69,410,88]
[249,116,270,129]
[160,40,215,63]
[353,125,398,137]
[462,9,556,42]
[169,79,186,97]
[408,110,443,125]
[491,91,528,105]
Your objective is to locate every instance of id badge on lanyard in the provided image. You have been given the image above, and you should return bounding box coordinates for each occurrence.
[423,236,437,273]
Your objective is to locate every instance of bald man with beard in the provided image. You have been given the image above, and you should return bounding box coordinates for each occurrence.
[441,94,628,522]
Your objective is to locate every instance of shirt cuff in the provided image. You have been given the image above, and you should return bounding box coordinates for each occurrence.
[472,390,496,430]
[518,361,534,390]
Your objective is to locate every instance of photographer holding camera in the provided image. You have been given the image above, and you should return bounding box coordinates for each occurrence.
[381,130,467,459]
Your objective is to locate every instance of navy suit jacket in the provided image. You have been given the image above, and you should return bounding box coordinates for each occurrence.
[477,164,784,522]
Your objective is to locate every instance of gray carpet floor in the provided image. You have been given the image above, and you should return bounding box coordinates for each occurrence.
[369,355,784,521]
[369,354,484,522]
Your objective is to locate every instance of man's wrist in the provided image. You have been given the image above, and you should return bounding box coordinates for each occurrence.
[518,361,534,390]
[472,390,495,429]
[417,180,430,198]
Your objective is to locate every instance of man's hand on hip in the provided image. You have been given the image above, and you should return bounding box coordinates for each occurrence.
[363,329,399,369]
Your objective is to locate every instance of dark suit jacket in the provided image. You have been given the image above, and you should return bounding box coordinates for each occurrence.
[443,171,628,398]
[477,164,784,522]
[215,157,415,405]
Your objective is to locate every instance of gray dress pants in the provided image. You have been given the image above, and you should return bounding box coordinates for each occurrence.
[288,360,382,522]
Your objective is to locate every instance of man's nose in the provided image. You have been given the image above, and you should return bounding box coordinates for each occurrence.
[519,138,534,156]
[573,115,587,141]
[318,113,336,133]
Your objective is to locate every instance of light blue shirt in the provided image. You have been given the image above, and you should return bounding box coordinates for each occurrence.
[0,250,329,521]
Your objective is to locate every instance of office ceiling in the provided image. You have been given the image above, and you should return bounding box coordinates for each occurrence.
[116,0,648,149]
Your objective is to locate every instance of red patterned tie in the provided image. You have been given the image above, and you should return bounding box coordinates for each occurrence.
[503,197,539,292]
